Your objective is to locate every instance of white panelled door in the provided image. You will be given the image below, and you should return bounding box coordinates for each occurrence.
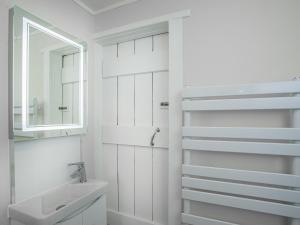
[102,33,169,225]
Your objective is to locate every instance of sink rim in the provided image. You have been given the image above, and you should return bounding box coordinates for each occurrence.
[8,180,108,225]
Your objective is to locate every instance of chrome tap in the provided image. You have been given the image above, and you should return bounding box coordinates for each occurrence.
[68,162,87,183]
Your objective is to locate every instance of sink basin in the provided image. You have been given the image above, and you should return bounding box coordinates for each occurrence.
[8,180,108,225]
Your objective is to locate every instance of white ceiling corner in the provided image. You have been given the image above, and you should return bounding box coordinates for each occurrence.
[73,0,140,15]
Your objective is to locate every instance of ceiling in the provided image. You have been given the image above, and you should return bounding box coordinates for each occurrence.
[73,0,140,15]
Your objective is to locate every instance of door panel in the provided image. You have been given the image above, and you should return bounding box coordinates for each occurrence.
[103,144,118,211]
[153,72,169,127]
[103,78,117,126]
[102,33,169,225]
[135,147,153,220]
[153,148,168,225]
[118,76,134,126]
[135,73,153,126]
[118,145,135,215]
[62,83,73,124]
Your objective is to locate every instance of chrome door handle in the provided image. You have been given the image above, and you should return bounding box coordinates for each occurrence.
[150,128,160,146]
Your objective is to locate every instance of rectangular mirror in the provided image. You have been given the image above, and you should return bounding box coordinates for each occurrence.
[10,6,87,141]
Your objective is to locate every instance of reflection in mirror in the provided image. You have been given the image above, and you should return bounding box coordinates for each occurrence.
[11,7,87,141]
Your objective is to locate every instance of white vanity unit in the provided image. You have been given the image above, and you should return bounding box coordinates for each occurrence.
[8,180,107,225]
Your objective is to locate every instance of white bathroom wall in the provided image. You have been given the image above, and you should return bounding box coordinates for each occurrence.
[14,136,81,202]
[0,0,95,224]
[0,1,11,225]
[95,1,300,225]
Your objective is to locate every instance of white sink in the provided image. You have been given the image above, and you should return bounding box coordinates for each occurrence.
[8,180,108,225]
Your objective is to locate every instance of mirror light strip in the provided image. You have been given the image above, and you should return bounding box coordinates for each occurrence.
[21,17,84,131]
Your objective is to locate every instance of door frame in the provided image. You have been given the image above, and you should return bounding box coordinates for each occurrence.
[93,10,191,225]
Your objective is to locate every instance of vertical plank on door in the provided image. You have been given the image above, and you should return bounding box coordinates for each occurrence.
[118,145,135,215]
[135,37,153,73]
[153,34,169,71]
[153,148,168,225]
[73,82,79,124]
[103,44,118,77]
[103,78,117,126]
[62,83,73,124]
[135,73,152,126]
[118,76,134,126]
[153,72,169,127]
[73,53,79,81]
[103,144,118,211]
[62,54,74,83]
[135,147,153,220]
[117,41,134,75]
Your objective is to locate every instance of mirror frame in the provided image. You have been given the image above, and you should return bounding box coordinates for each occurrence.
[21,17,84,131]
[9,6,87,141]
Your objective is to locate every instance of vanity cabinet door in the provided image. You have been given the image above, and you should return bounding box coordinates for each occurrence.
[82,195,107,225]
[56,213,82,225]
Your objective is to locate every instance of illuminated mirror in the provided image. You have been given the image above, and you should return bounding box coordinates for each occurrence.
[10,6,87,141]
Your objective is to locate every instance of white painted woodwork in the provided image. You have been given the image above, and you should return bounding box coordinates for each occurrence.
[182,189,300,218]
[182,177,300,203]
[103,44,118,77]
[153,34,169,71]
[103,144,118,211]
[182,213,240,225]
[73,82,79,124]
[182,97,300,111]
[168,17,183,225]
[61,55,74,84]
[102,126,168,148]
[153,72,169,127]
[93,10,190,42]
[73,53,80,82]
[182,80,300,98]
[62,83,73,124]
[182,127,300,141]
[182,139,300,156]
[102,34,169,78]
[82,196,107,225]
[153,148,168,225]
[134,37,153,73]
[101,33,169,224]
[135,147,153,220]
[118,145,135,215]
[102,78,117,126]
[117,41,135,75]
[118,76,134,126]
[182,165,300,187]
[135,73,152,126]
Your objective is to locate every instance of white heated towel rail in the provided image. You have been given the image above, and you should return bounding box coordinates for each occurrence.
[181,80,300,225]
